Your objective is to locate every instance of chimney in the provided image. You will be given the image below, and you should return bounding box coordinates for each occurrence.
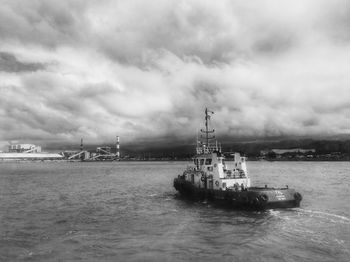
[116,136,120,158]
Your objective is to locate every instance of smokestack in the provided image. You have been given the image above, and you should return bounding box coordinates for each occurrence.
[116,136,120,158]
[80,138,84,161]
[80,138,83,152]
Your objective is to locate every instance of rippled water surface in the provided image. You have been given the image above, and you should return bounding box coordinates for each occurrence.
[0,161,349,261]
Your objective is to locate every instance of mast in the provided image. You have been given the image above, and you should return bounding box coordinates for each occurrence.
[201,108,215,151]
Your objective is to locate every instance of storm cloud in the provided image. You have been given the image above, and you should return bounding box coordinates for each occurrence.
[1,0,350,149]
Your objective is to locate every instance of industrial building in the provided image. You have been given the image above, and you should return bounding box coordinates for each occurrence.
[8,144,42,153]
[0,137,120,162]
[66,136,121,161]
[0,143,63,161]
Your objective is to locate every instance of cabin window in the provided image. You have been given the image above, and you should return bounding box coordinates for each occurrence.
[191,174,194,184]
[200,159,204,165]
[205,159,212,165]
[222,182,227,188]
[194,159,199,169]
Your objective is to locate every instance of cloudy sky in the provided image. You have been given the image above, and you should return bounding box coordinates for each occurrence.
[1,0,350,150]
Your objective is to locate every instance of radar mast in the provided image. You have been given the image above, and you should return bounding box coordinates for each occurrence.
[198,108,218,153]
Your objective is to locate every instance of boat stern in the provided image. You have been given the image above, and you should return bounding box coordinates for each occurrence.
[246,187,302,209]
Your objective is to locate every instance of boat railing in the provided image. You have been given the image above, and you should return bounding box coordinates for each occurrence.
[196,145,219,154]
[224,169,246,179]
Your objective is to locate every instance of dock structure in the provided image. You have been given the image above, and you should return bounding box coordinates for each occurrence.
[89,146,115,160]
[67,151,90,160]
[66,138,89,160]
[92,136,121,161]
[0,152,63,161]
[66,136,120,161]
[0,143,63,161]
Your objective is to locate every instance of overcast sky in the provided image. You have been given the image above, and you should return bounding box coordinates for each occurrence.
[1,0,350,150]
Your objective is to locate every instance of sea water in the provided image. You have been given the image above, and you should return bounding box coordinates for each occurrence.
[0,161,349,261]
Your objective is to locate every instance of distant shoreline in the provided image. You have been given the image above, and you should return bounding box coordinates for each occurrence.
[1,159,350,163]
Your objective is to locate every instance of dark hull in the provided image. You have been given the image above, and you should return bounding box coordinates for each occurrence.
[174,178,302,210]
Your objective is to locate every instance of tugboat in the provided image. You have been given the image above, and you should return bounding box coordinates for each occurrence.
[174,108,302,209]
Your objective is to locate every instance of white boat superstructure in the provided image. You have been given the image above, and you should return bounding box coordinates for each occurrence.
[182,108,250,192]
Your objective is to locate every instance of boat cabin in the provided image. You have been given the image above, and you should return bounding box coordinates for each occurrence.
[182,151,251,191]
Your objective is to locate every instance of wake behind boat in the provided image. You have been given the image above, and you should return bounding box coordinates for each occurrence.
[173,108,302,209]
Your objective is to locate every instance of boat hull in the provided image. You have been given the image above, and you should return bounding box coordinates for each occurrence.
[174,178,302,210]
